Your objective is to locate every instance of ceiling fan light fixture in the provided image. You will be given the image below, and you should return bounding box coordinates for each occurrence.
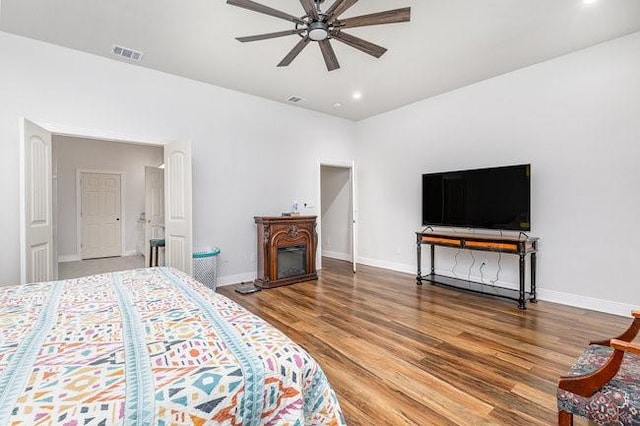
[307,21,329,41]
[226,1,411,71]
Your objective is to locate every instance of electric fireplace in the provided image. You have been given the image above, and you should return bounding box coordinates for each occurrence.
[254,216,317,289]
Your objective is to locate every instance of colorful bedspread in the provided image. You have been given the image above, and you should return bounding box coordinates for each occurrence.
[0,267,345,425]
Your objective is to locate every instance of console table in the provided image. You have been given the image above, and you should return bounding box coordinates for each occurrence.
[416,230,538,309]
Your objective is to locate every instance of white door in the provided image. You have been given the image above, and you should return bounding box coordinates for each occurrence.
[164,141,192,274]
[80,173,122,259]
[144,166,165,266]
[351,162,358,273]
[21,119,54,283]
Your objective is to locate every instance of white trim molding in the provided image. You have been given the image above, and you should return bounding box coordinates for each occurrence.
[323,250,352,262]
[357,256,415,275]
[216,272,256,288]
[538,289,638,318]
[18,118,26,284]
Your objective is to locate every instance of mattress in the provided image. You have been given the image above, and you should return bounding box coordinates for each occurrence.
[0,267,345,425]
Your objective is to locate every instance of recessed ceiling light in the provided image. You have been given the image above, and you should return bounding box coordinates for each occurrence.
[333,102,343,108]
[352,92,362,100]
[583,0,598,5]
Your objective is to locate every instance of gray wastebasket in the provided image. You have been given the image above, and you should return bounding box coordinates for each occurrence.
[193,248,220,291]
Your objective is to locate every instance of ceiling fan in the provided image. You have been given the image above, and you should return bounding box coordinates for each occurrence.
[227,0,411,71]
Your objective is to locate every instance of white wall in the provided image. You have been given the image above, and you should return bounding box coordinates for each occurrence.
[2,29,638,316]
[320,166,352,261]
[53,135,163,260]
[356,32,640,315]
[0,31,356,286]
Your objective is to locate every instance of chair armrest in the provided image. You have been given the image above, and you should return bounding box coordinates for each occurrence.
[590,313,640,346]
[558,348,625,397]
[611,339,640,355]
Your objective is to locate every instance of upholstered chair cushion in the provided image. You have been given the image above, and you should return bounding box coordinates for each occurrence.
[558,344,640,425]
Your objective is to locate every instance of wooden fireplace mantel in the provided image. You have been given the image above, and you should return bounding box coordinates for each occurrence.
[254,216,318,289]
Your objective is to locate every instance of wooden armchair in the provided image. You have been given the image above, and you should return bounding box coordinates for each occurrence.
[557,310,640,425]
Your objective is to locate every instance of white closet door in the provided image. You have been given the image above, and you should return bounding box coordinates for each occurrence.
[22,119,54,283]
[164,141,192,274]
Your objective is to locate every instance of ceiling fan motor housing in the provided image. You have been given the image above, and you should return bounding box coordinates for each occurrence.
[307,21,329,41]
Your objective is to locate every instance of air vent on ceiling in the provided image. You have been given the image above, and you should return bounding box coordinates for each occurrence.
[112,44,143,62]
[286,95,305,104]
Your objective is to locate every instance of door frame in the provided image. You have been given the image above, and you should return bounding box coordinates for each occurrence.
[317,160,357,272]
[76,169,126,259]
[19,118,191,283]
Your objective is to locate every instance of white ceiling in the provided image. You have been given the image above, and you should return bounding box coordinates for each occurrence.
[1,0,640,121]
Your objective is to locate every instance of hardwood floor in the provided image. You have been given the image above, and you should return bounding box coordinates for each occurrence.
[218,258,629,425]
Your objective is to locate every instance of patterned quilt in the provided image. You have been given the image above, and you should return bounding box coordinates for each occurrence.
[0,267,345,425]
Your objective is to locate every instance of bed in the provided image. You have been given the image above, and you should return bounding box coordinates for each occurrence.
[0,267,345,425]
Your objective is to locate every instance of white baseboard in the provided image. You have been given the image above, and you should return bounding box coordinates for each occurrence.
[122,250,138,257]
[537,289,637,317]
[322,250,352,262]
[357,256,636,317]
[357,256,415,275]
[58,254,81,263]
[217,272,256,288]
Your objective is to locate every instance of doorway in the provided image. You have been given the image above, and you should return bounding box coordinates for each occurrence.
[20,118,193,284]
[319,161,357,273]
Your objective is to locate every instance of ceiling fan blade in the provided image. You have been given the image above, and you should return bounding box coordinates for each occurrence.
[236,29,305,42]
[227,0,305,25]
[325,0,358,23]
[299,0,319,21]
[318,40,340,71]
[335,7,411,29]
[278,37,311,67]
[331,31,387,58]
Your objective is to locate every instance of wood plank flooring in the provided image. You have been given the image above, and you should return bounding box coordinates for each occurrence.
[218,258,630,425]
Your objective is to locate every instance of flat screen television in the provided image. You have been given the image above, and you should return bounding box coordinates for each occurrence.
[422,164,531,231]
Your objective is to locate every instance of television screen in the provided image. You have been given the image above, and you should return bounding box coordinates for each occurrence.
[422,164,531,231]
